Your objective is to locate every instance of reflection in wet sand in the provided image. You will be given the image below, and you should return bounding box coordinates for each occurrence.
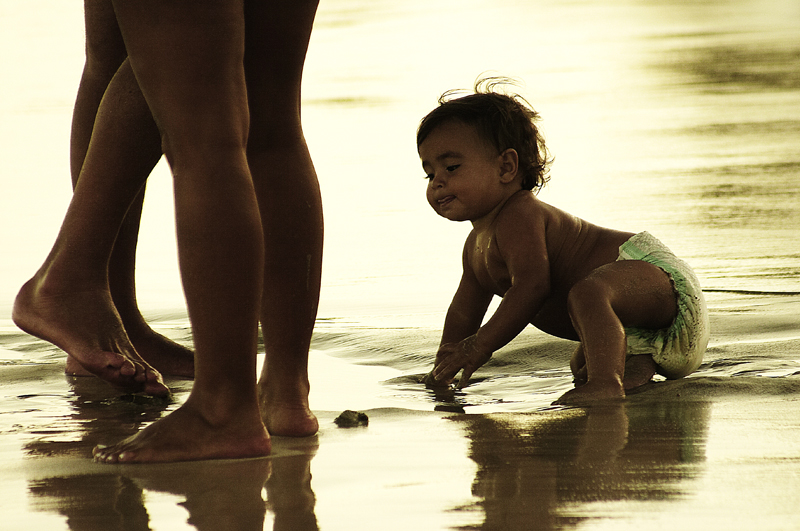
[26,451,318,531]
[21,375,319,531]
[453,401,710,530]
[29,475,150,531]
[3,0,799,528]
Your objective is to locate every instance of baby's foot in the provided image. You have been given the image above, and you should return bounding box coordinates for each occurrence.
[13,279,168,396]
[93,401,271,463]
[622,355,657,390]
[553,380,625,406]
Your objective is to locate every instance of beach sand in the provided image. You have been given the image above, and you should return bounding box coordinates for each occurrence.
[2,1,799,528]
[1,293,799,530]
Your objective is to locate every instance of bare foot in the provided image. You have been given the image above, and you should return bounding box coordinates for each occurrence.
[127,325,194,378]
[67,323,195,379]
[258,376,318,437]
[553,380,625,406]
[13,278,169,397]
[623,355,657,390]
[93,400,271,463]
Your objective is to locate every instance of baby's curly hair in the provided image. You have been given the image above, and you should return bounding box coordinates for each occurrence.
[417,77,552,192]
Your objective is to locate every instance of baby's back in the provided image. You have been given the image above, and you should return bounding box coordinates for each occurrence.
[539,199,634,291]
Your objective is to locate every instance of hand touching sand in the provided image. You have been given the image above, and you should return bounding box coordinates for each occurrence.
[431,336,492,389]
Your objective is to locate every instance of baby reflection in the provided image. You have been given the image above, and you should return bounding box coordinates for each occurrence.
[452,400,711,530]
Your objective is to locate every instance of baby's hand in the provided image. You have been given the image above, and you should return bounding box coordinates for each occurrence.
[422,370,452,388]
[432,336,491,388]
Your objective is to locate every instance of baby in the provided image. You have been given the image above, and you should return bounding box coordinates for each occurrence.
[418,80,709,404]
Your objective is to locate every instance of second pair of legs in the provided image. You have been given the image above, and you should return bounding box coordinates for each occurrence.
[14,0,323,463]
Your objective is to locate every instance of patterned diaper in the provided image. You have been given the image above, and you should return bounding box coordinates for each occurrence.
[618,232,709,379]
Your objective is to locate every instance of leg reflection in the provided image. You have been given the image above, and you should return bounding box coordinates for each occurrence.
[267,452,319,531]
[127,459,272,531]
[28,475,150,531]
[453,401,710,530]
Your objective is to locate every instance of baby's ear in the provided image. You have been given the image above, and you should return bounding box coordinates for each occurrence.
[498,148,519,183]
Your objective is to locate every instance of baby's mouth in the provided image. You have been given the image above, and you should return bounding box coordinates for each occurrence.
[437,195,456,208]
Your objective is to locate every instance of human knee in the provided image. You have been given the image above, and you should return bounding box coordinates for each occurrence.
[567,275,614,316]
[83,1,126,78]
[160,114,249,169]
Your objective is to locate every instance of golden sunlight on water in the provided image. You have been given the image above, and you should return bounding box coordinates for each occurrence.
[1,1,799,529]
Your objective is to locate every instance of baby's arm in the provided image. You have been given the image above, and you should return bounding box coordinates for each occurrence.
[425,246,493,387]
[433,205,551,387]
[433,275,550,387]
[439,260,493,354]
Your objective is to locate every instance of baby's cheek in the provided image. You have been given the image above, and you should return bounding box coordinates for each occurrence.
[425,191,437,210]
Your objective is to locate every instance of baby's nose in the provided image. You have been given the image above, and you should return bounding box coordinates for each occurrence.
[430,173,445,187]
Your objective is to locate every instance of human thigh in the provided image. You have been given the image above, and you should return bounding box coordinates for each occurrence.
[570,260,677,331]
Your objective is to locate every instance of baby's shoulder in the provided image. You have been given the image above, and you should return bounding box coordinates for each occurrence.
[496,191,546,222]
[491,192,551,247]
[495,192,563,233]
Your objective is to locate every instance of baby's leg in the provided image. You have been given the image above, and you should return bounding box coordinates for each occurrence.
[570,344,588,385]
[570,345,656,390]
[245,0,321,438]
[623,355,658,390]
[555,260,676,405]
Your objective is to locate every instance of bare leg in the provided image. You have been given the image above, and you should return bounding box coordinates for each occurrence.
[555,261,677,405]
[246,0,322,437]
[570,343,588,385]
[623,355,657,390]
[66,0,194,378]
[94,0,269,462]
[70,0,126,186]
[13,59,168,397]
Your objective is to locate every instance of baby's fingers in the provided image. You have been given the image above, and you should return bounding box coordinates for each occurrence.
[433,355,465,383]
[423,371,453,388]
[456,367,475,389]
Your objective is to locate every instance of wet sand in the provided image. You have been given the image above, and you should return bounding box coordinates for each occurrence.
[2,0,799,528]
[2,293,799,530]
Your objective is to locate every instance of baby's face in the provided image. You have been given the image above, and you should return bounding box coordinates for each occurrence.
[419,121,507,223]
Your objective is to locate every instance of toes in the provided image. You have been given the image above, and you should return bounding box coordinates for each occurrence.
[93,443,139,464]
[118,359,138,377]
[93,444,115,463]
[145,378,171,398]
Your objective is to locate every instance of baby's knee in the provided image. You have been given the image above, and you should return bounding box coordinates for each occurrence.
[567,276,614,314]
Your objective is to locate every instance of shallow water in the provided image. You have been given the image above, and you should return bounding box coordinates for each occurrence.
[1,0,799,529]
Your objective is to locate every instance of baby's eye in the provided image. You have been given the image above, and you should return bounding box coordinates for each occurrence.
[446,164,460,172]
[424,173,434,181]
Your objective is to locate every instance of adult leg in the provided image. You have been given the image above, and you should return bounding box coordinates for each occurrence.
[245,0,322,437]
[69,0,194,378]
[556,260,677,405]
[13,58,168,397]
[70,0,126,186]
[94,0,269,462]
